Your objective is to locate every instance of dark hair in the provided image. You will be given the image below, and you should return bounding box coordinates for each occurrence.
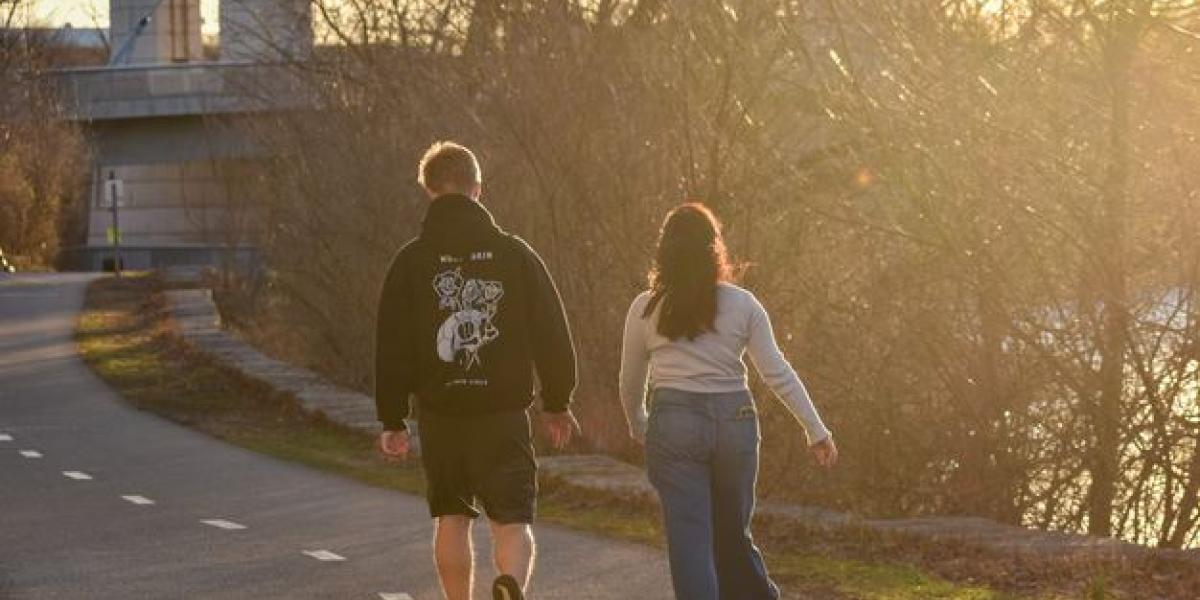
[418,141,481,195]
[644,203,734,340]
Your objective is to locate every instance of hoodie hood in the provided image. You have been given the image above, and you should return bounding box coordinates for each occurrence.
[421,194,500,238]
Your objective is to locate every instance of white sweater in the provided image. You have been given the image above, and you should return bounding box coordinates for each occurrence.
[619,283,831,445]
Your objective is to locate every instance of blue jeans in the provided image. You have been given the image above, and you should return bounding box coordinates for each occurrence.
[645,388,780,600]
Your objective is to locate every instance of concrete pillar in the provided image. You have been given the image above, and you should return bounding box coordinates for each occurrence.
[110,0,203,64]
[220,0,312,63]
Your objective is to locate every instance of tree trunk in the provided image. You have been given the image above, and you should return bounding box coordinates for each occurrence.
[466,0,502,56]
[1087,9,1138,538]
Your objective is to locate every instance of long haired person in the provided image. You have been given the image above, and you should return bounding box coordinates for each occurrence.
[619,203,837,599]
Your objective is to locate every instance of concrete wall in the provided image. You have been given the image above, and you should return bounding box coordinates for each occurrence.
[71,245,259,271]
[87,115,261,165]
[82,115,263,265]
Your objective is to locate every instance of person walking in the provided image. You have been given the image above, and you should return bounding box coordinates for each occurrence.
[375,141,579,600]
[619,203,838,600]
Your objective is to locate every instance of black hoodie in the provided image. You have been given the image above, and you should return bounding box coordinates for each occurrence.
[374,194,577,431]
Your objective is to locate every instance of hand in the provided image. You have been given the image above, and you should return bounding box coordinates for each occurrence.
[630,410,648,447]
[379,429,411,461]
[810,436,838,468]
[542,410,580,450]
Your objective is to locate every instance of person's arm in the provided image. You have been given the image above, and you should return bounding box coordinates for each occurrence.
[619,293,651,441]
[744,293,831,445]
[375,253,416,432]
[520,241,578,413]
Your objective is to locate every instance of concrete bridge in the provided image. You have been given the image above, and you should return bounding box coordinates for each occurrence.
[52,0,312,271]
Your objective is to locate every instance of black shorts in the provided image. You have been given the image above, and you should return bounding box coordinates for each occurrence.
[418,409,537,524]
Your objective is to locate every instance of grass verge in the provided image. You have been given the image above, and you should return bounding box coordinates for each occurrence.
[78,274,1170,600]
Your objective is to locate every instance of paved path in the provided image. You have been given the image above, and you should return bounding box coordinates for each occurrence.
[0,273,672,600]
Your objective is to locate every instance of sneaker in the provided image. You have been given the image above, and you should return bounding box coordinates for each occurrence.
[492,574,525,600]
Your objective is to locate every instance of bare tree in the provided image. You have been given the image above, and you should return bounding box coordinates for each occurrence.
[0,0,89,267]
[221,0,1200,548]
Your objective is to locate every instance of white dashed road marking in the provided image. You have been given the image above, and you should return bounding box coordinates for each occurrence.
[200,519,247,530]
[379,594,414,600]
[0,434,12,441]
[19,450,42,458]
[121,495,156,505]
[302,549,346,562]
[62,471,92,480]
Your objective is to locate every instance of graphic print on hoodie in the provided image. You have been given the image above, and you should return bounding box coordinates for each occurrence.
[433,267,504,371]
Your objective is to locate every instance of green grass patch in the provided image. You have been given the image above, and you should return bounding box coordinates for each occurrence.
[76,274,1087,600]
[770,554,1017,600]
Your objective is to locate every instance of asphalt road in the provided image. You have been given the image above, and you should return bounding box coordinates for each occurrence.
[0,273,672,600]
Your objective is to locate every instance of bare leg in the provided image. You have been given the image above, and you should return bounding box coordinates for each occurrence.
[489,521,535,591]
[434,516,474,600]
